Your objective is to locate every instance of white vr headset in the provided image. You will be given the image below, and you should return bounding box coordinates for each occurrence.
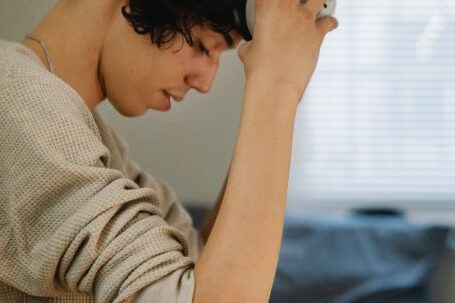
[233,0,337,41]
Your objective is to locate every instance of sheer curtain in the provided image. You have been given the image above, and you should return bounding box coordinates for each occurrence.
[287,0,455,210]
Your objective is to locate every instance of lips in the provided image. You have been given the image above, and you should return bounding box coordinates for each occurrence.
[164,91,184,102]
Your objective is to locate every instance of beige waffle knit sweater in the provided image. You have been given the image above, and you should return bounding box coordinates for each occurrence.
[0,39,203,303]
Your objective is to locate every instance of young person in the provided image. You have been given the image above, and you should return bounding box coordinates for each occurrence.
[0,0,337,302]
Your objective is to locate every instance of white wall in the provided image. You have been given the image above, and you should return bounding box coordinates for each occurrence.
[0,0,245,206]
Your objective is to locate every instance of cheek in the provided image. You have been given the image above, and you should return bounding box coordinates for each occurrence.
[102,64,172,115]
[100,20,187,115]
[100,59,139,115]
[100,17,163,115]
[100,49,162,115]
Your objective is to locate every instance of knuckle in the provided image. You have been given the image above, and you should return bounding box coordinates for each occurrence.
[299,6,315,20]
[256,0,272,12]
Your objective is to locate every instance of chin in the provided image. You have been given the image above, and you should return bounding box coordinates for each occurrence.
[107,99,145,117]
[119,111,143,118]
[121,107,149,117]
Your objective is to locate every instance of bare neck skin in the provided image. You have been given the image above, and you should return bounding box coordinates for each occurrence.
[22,0,117,110]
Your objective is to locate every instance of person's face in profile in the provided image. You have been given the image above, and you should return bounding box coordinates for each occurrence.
[100,10,242,117]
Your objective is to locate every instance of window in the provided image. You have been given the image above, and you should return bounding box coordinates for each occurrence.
[287,0,455,213]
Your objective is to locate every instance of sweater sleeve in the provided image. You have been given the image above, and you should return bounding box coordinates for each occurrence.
[0,75,196,303]
[124,160,205,262]
[92,120,204,303]
[90,111,204,262]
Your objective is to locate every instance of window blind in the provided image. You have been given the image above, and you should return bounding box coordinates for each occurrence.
[287,0,455,210]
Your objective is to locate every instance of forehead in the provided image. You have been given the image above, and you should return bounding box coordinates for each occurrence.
[196,24,242,49]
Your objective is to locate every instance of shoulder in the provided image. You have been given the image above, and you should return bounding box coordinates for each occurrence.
[0,40,110,167]
[0,39,99,136]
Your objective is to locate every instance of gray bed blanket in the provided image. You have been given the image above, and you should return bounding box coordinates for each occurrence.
[270,212,451,303]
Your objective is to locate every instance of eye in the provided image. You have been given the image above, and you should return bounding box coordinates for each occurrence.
[197,41,211,57]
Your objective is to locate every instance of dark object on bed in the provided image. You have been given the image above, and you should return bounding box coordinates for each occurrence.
[185,205,452,303]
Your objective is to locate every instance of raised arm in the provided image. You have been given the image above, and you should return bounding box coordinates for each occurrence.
[199,168,229,243]
[192,0,338,302]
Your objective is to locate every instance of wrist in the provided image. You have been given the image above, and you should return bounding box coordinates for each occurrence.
[243,74,301,114]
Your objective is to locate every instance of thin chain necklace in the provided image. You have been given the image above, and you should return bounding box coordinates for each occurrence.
[24,35,56,75]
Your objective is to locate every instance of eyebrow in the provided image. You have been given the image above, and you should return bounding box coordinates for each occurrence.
[220,32,235,49]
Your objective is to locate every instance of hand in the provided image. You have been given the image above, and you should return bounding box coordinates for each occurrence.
[238,0,338,100]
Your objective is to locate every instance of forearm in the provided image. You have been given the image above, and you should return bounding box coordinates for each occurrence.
[192,76,300,303]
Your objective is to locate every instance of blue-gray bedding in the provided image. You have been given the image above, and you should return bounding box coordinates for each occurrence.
[270,212,450,303]
[185,206,452,303]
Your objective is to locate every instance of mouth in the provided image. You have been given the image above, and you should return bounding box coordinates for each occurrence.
[161,91,172,111]
[164,91,184,102]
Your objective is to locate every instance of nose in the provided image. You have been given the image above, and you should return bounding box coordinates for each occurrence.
[184,56,219,94]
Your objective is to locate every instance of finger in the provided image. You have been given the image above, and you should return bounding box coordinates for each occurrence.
[304,0,325,16]
[316,16,338,35]
[255,0,280,12]
[237,41,250,63]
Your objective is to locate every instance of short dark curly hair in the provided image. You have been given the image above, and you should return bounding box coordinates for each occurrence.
[121,0,244,51]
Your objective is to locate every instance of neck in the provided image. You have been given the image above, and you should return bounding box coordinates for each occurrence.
[22,0,118,110]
